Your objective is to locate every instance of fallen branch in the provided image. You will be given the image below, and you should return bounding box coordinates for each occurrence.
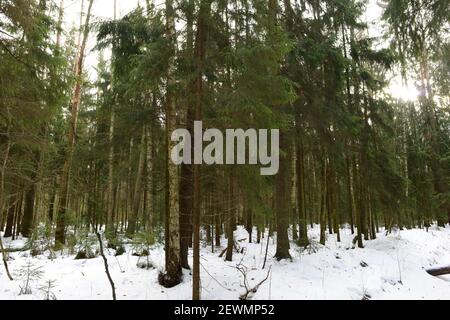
[426,265,450,277]
[0,235,13,280]
[237,263,272,300]
[95,232,117,300]
[218,241,244,258]
[219,247,227,258]
[0,246,28,253]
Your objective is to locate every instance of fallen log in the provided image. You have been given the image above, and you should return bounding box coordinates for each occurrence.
[0,246,28,253]
[426,265,450,277]
[219,247,227,258]
[218,241,244,258]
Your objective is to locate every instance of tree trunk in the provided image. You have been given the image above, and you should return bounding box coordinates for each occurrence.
[215,188,221,248]
[275,132,291,260]
[126,128,147,237]
[179,0,195,270]
[106,0,117,237]
[48,178,57,223]
[346,153,355,234]
[0,108,11,227]
[225,170,235,262]
[4,199,16,238]
[160,0,181,288]
[330,164,340,242]
[20,184,35,238]
[297,135,308,246]
[246,205,253,243]
[354,157,364,248]
[55,0,94,246]
[319,156,327,246]
[145,124,154,230]
[192,0,211,300]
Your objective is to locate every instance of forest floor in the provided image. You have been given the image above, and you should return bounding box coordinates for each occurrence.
[1,225,450,300]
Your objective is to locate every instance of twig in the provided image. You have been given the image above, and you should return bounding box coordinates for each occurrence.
[95,232,117,300]
[200,262,232,292]
[0,39,38,72]
[269,268,272,300]
[239,266,272,300]
[262,231,270,270]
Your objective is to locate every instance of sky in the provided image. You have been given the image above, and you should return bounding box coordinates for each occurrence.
[61,0,417,102]
[63,0,384,64]
[62,0,140,75]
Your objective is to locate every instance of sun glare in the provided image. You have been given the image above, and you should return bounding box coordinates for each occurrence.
[388,83,420,102]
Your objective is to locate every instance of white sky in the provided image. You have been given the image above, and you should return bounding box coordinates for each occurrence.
[62,0,140,76]
[62,0,416,100]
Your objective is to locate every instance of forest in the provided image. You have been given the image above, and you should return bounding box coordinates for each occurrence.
[0,0,449,300]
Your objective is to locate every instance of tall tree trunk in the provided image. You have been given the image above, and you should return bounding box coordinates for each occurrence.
[246,205,253,243]
[319,155,327,246]
[55,0,95,246]
[179,0,195,270]
[354,157,363,248]
[270,0,290,262]
[368,191,376,239]
[346,153,355,234]
[330,163,340,242]
[225,170,235,262]
[0,108,11,226]
[215,182,221,248]
[20,183,35,238]
[275,133,291,260]
[291,142,298,242]
[4,198,16,238]
[297,135,308,247]
[160,0,181,288]
[13,193,23,240]
[192,0,211,300]
[106,0,117,237]
[326,160,333,235]
[145,124,154,230]
[126,128,147,237]
[180,164,193,269]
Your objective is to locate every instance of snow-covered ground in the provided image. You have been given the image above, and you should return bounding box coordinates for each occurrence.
[1,225,450,300]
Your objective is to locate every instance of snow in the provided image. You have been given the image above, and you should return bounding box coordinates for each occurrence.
[1,225,450,300]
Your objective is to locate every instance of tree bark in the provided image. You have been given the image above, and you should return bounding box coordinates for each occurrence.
[126,128,147,237]
[55,0,94,246]
[179,0,195,262]
[191,0,211,300]
[3,198,16,238]
[297,135,308,246]
[20,183,35,238]
[106,0,117,237]
[0,107,11,226]
[145,124,154,230]
[225,170,236,262]
[160,0,181,288]
[275,132,291,260]
[320,156,327,246]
